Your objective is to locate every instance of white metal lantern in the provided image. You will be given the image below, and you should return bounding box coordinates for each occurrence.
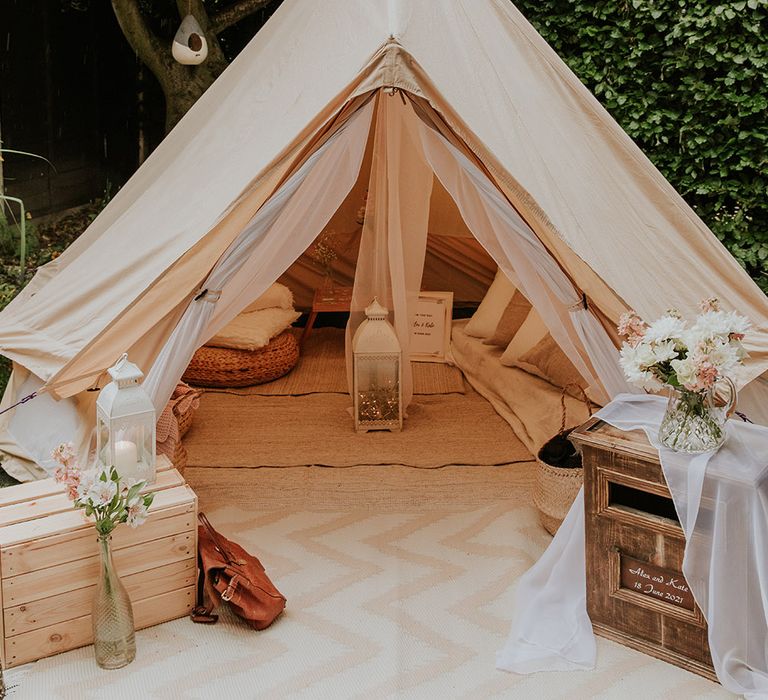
[352,298,403,432]
[96,354,156,483]
[171,15,209,66]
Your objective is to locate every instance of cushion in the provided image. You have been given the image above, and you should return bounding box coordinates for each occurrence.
[463,269,517,339]
[513,334,586,390]
[242,283,294,313]
[484,290,532,347]
[208,307,301,352]
[500,308,549,366]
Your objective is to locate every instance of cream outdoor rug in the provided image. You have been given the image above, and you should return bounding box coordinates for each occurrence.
[185,389,530,469]
[208,327,465,396]
[11,501,729,699]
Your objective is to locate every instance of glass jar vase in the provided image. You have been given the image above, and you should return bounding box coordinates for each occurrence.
[92,534,136,669]
[658,379,736,454]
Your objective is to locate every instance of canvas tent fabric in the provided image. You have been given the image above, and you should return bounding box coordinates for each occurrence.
[0,1,763,487]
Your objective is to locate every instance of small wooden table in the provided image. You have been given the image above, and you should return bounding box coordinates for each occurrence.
[300,285,353,347]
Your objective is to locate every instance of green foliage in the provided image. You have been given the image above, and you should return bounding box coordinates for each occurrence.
[0,218,38,262]
[516,0,768,293]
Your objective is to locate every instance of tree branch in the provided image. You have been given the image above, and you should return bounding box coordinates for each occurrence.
[210,0,276,35]
[111,0,176,87]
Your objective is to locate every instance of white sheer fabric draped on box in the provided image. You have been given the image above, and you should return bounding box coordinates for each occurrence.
[144,100,373,410]
[498,393,768,699]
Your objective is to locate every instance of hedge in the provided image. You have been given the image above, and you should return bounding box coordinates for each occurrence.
[516,0,768,294]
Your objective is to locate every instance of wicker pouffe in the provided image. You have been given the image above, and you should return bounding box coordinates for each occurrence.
[183,330,300,388]
[533,385,592,536]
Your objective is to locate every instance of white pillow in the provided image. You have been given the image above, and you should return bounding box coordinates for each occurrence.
[500,307,549,366]
[208,307,301,351]
[464,269,517,339]
[242,283,294,313]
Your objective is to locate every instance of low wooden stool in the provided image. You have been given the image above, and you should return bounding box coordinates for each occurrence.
[570,418,716,682]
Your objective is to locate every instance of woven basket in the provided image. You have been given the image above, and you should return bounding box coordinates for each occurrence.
[183,330,299,388]
[533,384,592,536]
[169,439,188,474]
[171,383,202,438]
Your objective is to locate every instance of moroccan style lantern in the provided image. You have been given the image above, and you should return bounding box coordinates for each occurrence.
[352,299,403,432]
[96,354,156,483]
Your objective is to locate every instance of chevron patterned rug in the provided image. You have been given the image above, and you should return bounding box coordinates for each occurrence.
[11,501,729,699]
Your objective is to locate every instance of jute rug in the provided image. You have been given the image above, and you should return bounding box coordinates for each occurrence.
[184,462,537,513]
[208,327,465,396]
[11,499,729,699]
[185,389,530,469]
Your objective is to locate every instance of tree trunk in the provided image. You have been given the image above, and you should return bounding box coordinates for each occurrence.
[112,0,276,134]
[163,61,227,132]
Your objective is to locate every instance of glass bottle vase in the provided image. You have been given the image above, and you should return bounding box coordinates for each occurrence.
[657,379,736,454]
[92,534,136,670]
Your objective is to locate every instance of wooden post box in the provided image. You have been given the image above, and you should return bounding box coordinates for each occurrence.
[570,418,716,682]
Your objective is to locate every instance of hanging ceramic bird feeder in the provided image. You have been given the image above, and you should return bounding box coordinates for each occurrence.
[172,15,209,65]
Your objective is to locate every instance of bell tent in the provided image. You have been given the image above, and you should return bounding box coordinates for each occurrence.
[0,0,767,480]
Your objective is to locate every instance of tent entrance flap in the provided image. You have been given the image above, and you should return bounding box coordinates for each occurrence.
[344,90,628,404]
[142,99,375,411]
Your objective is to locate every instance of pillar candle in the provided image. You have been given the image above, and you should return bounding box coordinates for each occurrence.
[113,440,138,476]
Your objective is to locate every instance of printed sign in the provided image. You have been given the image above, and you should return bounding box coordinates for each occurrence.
[620,555,695,611]
[410,292,453,362]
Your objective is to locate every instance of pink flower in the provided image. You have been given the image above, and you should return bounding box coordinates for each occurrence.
[52,443,82,502]
[67,472,80,501]
[51,442,77,470]
[617,311,648,347]
[696,361,719,390]
[699,297,721,313]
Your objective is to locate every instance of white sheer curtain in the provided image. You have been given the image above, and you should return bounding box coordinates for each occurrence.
[412,115,631,402]
[345,93,433,409]
[144,100,373,410]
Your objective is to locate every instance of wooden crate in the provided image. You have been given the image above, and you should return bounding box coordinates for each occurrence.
[570,418,716,682]
[0,455,197,668]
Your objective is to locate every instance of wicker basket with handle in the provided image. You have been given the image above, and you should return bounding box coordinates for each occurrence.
[173,384,202,437]
[533,384,593,536]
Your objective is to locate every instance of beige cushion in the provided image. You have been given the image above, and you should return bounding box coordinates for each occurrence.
[464,270,517,339]
[243,283,294,313]
[513,334,586,390]
[500,308,549,366]
[484,290,531,347]
[208,307,301,351]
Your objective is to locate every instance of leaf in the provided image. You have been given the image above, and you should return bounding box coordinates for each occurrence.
[126,483,143,502]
